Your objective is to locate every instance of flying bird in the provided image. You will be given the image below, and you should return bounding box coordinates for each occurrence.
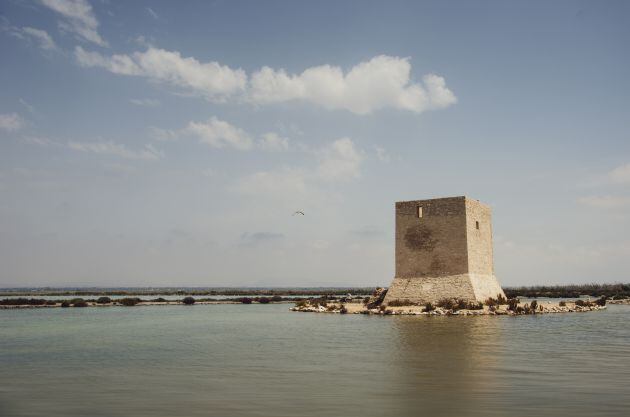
[293,210,305,216]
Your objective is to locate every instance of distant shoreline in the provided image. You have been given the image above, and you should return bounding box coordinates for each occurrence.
[1,283,629,299]
[0,295,312,309]
[0,299,297,309]
[2,294,629,311]
[0,287,375,297]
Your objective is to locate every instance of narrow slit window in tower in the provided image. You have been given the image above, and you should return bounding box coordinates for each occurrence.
[417,206,423,218]
[476,221,480,230]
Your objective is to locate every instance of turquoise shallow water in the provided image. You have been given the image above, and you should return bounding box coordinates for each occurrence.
[1,304,629,417]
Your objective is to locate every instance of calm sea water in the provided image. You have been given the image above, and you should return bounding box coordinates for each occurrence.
[1,304,629,417]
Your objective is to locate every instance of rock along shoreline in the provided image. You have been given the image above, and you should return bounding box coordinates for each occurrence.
[289,288,612,316]
[290,302,607,316]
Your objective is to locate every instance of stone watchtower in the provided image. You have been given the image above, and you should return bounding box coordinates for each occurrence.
[383,196,505,305]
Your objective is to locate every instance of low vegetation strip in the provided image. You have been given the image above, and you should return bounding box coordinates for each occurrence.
[503,283,630,299]
[0,295,295,308]
[2,284,629,299]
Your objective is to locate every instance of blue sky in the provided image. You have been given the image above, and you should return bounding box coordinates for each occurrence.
[1,0,629,287]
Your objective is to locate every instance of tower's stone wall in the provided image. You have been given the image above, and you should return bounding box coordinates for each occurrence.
[465,198,494,276]
[384,196,505,305]
[395,197,468,278]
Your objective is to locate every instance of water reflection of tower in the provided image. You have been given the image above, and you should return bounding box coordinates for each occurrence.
[387,316,504,417]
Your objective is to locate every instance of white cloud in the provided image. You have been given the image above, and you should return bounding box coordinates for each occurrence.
[133,35,154,48]
[129,98,160,107]
[233,138,364,200]
[12,26,57,50]
[40,0,107,47]
[146,7,159,20]
[153,117,290,152]
[19,98,36,113]
[75,46,247,100]
[258,132,289,151]
[578,195,630,209]
[249,55,457,114]
[75,46,142,74]
[19,134,163,161]
[610,163,630,184]
[74,47,456,114]
[67,140,163,160]
[374,145,390,162]
[2,19,57,51]
[423,73,458,109]
[234,167,308,196]
[0,113,24,131]
[20,136,57,146]
[317,138,363,181]
[183,117,253,150]
[149,126,178,141]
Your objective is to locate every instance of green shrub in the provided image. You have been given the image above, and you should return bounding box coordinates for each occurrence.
[182,297,195,305]
[61,301,70,308]
[437,298,456,310]
[530,300,538,312]
[595,296,607,306]
[449,299,483,310]
[308,298,327,307]
[72,300,88,307]
[485,298,497,307]
[423,302,435,312]
[257,297,270,304]
[96,297,112,304]
[339,304,348,314]
[387,299,415,307]
[153,297,167,302]
[119,297,141,306]
[295,300,307,308]
[504,283,630,299]
[575,299,592,307]
[240,297,253,304]
[507,298,520,311]
[485,295,508,306]
[271,295,282,302]
[559,301,566,307]
[0,298,49,306]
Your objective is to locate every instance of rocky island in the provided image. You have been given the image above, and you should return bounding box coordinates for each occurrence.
[290,287,608,316]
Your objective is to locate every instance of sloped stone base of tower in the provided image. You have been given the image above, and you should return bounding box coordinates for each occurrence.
[383,274,506,305]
